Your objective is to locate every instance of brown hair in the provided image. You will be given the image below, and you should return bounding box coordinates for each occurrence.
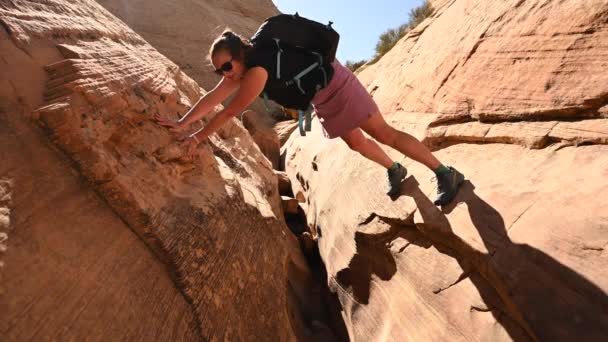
[209,30,252,62]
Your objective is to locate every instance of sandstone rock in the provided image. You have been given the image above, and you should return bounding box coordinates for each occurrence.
[429,0,452,8]
[0,1,309,340]
[358,0,608,146]
[286,118,608,342]
[295,190,307,204]
[95,0,278,91]
[241,109,281,169]
[274,170,293,197]
[96,0,281,116]
[0,107,200,341]
[548,119,608,145]
[282,196,300,215]
[275,119,300,147]
[425,121,558,149]
[284,0,608,340]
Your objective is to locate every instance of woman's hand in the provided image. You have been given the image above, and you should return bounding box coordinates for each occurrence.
[154,113,185,133]
[180,137,200,161]
[175,128,195,141]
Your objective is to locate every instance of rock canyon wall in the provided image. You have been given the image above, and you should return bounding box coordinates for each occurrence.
[0,1,309,340]
[285,0,608,340]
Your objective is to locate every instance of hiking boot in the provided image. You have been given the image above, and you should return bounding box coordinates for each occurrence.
[387,163,407,196]
[434,166,465,206]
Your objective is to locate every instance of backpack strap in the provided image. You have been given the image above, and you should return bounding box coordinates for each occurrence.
[310,51,328,87]
[273,38,283,79]
[286,51,329,94]
[298,110,306,136]
[262,92,272,112]
[291,62,320,94]
[304,108,312,132]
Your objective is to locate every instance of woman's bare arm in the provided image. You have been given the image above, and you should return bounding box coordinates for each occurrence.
[190,67,268,142]
[156,76,240,129]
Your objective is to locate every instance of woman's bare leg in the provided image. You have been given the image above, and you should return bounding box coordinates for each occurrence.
[357,111,464,204]
[340,127,393,169]
[360,112,441,170]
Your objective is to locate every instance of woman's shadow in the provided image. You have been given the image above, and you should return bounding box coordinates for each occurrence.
[404,177,608,341]
[335,176,608,341]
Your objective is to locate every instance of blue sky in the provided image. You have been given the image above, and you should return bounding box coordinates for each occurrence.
[272,0,426,62]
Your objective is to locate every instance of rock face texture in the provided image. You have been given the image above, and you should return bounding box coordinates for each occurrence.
[285,0,608,341]
[96,0,279,90]
[96,0,282,126]
[242,109,281,169]
[360,0,608,127]
[0,1,307,340]
[0,107,200,341]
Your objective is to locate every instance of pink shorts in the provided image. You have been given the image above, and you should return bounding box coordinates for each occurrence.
[311,60,380,138]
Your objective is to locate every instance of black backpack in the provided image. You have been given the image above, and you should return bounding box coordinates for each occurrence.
[249,13,340,115]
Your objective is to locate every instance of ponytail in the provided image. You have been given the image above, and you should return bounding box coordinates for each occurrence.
[209,29,252,61]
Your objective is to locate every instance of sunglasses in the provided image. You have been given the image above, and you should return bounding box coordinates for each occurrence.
[214,59,233,76]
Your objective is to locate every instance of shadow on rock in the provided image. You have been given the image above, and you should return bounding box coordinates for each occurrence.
[335,216,433,305]
[402,177,608,341]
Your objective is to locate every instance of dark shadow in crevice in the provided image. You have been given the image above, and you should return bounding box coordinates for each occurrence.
[284,205,309,235]
[284,201,350,342]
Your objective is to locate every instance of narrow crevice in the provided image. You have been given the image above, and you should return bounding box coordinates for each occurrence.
[396,242,411,253]
[462,38,484,67]
[432,62,459,98]
[475,105,606,123]
[283,204,350,342]
[434,109,603,126]
[278,169,349,341]
[470,305,492,313]
[0,17,12,36]
[424,110,608,151]
[427,113,473,128]
[507,203,535,232]
[425,137,542,151]
[581,245,605,252]
[358,211,415,227]
[432,271,470,294]
[427,91,608,127]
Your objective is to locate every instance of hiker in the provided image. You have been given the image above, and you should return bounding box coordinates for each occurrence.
[155,14,464,205]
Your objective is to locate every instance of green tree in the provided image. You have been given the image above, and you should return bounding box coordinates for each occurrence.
[409,0,434,28]
[374,23,410,60]
[369,1,434,64]
[345,59,368,72]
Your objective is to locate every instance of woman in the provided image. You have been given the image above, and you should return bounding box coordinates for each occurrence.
[156,31,464,205]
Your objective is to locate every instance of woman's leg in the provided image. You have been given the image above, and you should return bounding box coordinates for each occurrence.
[340,127,393,169]
[359,111,464,205]
[360,111,441,171]
[341,127,408,196]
